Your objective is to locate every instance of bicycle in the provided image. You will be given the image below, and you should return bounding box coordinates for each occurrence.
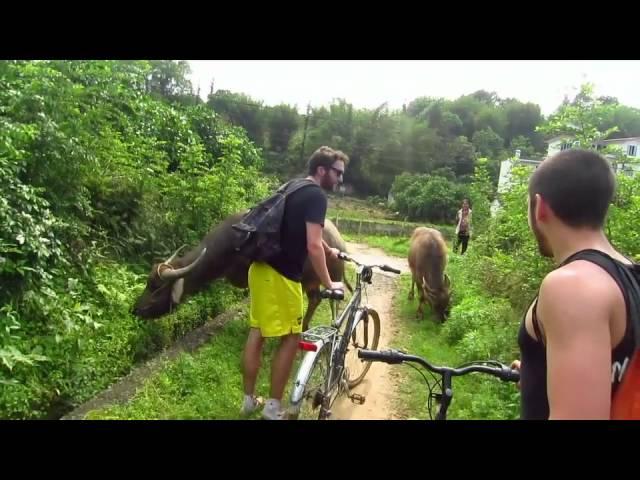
[357,349,520,420]
[287,252,401,420]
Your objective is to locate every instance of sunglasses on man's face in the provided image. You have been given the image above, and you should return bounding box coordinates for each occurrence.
[329,166,344,178]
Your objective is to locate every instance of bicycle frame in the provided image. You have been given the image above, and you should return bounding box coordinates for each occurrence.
[289,264,373,415]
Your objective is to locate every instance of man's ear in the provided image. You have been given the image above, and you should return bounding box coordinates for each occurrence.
[535,193,549,222]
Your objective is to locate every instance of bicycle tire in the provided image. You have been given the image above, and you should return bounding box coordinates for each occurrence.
[345,308,381,388]
[288,345,331,420]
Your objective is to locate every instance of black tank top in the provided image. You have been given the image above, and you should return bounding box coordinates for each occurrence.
[518,249,638,420]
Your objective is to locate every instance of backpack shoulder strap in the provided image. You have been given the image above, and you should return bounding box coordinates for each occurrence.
[565,249,640,347]
[275,179,294,194]
[278,178,317,196]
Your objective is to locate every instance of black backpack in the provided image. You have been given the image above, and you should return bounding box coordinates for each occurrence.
[231,178,316,262]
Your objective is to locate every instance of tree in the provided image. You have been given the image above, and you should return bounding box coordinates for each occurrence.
[476,108,506,140]
[207,90,265,145]
[265,104,300,152]
[537,82,637,183]
[537,83,619,147]
[509,135,537,159]
[440,111,464,137]
[471,90,500,106]
[406,96,440,118]
[467,157,495,233]
[146,60,196,104]
[448,94,485,139]
[501,99,544,147]
[604,105,640,139]
[390,173,464,222]
[472,127,505,159]
[442,136,476,177]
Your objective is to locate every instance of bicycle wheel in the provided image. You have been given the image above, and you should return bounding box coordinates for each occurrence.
[288,345,331,420]
[345,308,381,388]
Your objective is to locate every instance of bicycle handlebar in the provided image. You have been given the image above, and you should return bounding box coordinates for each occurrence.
[358,349,520,383]
[338,252,401,275]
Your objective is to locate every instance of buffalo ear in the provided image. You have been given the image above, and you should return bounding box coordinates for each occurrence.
[171,278,185,304]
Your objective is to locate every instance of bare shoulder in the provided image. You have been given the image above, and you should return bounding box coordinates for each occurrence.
[538,260,619,330]
[542,260,619,300]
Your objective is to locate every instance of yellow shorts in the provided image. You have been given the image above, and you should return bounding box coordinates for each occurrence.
[248,262,304,337]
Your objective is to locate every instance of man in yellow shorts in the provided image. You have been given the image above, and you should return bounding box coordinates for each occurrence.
[241,146,348,420]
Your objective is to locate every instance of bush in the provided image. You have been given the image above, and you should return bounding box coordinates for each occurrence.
[0,61,269,418]
[391,173,462,223]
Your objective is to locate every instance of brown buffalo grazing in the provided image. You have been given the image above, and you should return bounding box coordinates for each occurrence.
[407,227,451,322]
[131,212,350,331]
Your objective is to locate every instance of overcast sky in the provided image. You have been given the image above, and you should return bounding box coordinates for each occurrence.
[187,60,640,116]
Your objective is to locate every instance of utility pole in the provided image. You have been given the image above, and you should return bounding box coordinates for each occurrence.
[299,103,311,166]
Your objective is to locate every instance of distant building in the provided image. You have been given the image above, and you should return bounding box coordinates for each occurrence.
[491,136,640,216]
[546,135,640,175]
[491,150,541,216]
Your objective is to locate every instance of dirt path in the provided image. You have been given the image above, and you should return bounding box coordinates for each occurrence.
[330,242,410,420]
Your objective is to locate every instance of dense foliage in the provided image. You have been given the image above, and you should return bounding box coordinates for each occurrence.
[0,60,272,418]
[3,59,639,420]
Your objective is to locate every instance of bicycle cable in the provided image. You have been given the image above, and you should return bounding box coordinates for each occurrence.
[456,359,505,369]
[405,362,442,420]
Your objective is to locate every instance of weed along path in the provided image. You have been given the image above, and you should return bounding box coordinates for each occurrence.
[330,242,410,420]
[61,305,247,420]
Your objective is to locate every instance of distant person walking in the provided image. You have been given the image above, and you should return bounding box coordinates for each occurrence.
[454,198,472,254]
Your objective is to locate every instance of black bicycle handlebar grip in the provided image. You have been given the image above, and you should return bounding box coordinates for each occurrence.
[380,265,401,274]
[338,252,350,261]
[501,366,520,383]
[358,349,404,364]
[320,288,345,301]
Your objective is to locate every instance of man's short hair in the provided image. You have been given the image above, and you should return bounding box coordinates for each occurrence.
[529,149,615,228]
[307,146,350,175]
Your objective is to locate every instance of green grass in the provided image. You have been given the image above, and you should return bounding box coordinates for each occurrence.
[83,288,343,420]
[343,233,456,258]
[343,234,410,257]
[390,272,520,420]
[327,195,397,221]
[326,194,456,242]
[329,212,420,226]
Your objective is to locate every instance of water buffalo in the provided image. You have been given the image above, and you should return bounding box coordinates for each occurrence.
[407,227,451,322]
[131,211,350,331]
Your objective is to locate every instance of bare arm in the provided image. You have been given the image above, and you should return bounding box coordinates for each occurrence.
[322,238,339,259]
[307,222,333,289]
[538,269,612,419]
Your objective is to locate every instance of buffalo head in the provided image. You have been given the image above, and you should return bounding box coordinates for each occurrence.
[132,246,208,318]
[424,273,451,322]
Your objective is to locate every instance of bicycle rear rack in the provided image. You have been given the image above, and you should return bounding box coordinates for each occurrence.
[302,325,338,344]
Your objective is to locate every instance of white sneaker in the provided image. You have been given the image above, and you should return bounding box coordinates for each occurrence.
[261,407,287,420]
[262,399,287,420]
[240,395,263,417]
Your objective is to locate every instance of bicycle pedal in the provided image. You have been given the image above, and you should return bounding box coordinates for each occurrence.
[349,393,366,405]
